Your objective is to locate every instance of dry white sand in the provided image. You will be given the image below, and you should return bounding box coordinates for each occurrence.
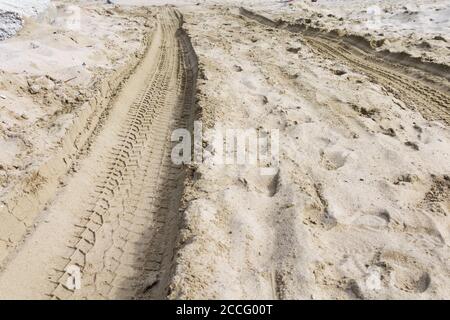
[0,0,51,17]
[0,0,52,40]
[241,0,450,65]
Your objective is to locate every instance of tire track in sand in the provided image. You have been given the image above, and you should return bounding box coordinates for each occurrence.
[304,37,450,125]
[50,8,197,300]
[0,7,197,300]
[240,8,450,126]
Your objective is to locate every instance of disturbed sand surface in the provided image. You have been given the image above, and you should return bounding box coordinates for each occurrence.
[0,1,448,300]
[251,0,450,66]
[168,5,450,300]
[167,7,450,299]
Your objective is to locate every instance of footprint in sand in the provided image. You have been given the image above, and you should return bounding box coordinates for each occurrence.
[422,175,450,217]
[352,209,391,230]
[238,169,280,197]
[302,183,337,230]
[379,250,431,294]
[319,148,351,171]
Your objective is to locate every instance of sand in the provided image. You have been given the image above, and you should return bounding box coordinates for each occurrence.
[0,0,51,17]
[250,0,450,66]
[167,2,450,300]
[0,10,22,41]
[0,1,152,264]
[0,0,52,40]
[0,0,448,300]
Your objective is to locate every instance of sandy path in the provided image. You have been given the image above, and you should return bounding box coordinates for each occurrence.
[0,7,197,299]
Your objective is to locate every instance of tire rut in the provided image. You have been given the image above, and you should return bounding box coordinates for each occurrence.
[48,8,197,300]
[239,8,450,126]
[304,36,450,125]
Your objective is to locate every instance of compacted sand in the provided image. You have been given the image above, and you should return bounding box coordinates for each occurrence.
[0,0,448,300]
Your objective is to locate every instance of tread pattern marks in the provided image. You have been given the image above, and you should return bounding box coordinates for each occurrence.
[306,36,450,125]
[50,8,191,300]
